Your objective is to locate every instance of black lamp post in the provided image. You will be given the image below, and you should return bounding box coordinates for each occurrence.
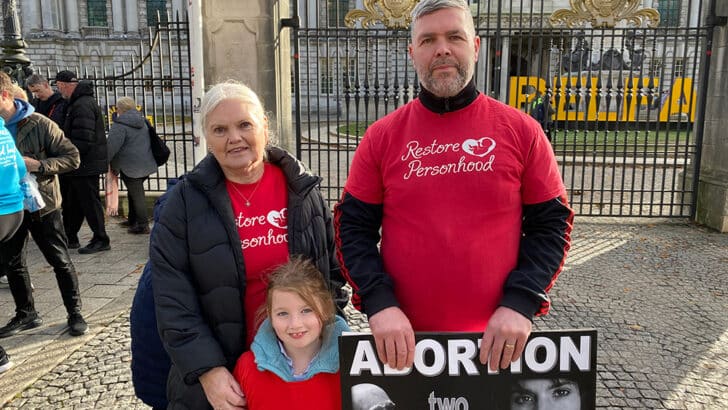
[1,0,32,84]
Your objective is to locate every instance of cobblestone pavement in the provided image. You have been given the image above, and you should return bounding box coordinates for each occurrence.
[0,217,726,409]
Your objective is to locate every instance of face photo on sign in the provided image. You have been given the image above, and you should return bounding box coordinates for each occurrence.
[351,383,396,410]
[508,377,584,410]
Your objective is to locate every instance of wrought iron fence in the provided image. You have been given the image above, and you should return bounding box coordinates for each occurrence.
[33,13,194,194]
[292,0,712,217]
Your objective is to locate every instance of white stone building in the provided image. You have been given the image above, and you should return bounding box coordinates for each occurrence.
[13,0,186,73]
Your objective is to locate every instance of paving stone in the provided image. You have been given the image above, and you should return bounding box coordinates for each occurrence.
[1,219,727,408]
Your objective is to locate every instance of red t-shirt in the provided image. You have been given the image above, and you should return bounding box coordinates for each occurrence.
[233,351,341,410]
[227,163,289,347]
[344,94,565,331]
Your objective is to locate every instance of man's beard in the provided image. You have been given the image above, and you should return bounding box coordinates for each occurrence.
[418,58,471,98]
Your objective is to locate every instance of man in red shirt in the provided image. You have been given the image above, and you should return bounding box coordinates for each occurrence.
[335,0,574,372]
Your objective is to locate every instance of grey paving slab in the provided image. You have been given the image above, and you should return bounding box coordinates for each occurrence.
[0,216,726,409]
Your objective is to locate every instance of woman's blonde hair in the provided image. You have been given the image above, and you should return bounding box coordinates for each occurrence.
[255,256,336,332]
[11,84,28,101]
[116,96,137,114]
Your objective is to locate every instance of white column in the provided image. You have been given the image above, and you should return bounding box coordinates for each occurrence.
[477,36,489,93]
[126,0,139,32]
[111,0,124,33]
[172,0,185,20]
[20,0,40,32]
[304,0,317,28]
[65,0,80,33]
[40,2,53,30]
[274,0,293,151]
[188,0,206,162]
[688,0,700,27]
[499,37,510,103]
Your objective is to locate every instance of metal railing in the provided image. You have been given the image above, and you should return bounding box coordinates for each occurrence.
[291,0,711,217]
[34,13,194,195]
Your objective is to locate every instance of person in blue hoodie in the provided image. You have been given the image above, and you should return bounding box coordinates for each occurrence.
[0,72,87,339]
[0,114,26,374]
[0,115,25,242]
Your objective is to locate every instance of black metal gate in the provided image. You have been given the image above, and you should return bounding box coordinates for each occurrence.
[35,14,195,194]
[291,0,714,217]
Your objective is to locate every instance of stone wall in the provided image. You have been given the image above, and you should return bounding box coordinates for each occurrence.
[201,0,293,151]
[695,19,728,232]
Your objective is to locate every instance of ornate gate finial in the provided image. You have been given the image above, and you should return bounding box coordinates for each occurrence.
[549,0,660,29]
[344,0,419,29]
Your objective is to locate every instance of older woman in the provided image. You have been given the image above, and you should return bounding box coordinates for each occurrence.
[107,96,158,233]
[151,82,346,409]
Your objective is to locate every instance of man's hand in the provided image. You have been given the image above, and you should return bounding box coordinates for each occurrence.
[479,306,532,371]
[23,157,41,172]
[368,307,415,370]
[198,366,247,410]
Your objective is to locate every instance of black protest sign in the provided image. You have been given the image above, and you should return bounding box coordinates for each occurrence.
[339,329,597,410]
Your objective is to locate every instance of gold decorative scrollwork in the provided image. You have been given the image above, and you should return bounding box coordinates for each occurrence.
[549,0,661,29]
[344,0,419,29]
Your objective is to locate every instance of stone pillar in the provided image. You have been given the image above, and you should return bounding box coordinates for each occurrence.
[202,0,293,151]
[695,22,728,232]
[477,37,488,93]
[40,5,54,30]
[499,37,510,102]
[126,0,138,33]
[111,0,124,33]
[172,0,185,20]
[65,0,80,34]
[20,0,39,32]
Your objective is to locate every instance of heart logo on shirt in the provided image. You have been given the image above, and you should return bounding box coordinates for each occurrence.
[267,208,288,229]
[462,137,496,157]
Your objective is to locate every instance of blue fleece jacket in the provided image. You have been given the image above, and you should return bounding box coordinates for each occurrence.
[251,315,350,382]
[0,116,26,215]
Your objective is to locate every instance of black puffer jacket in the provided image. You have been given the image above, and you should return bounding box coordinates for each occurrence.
[151,146,346,409]
[62,81,107,176]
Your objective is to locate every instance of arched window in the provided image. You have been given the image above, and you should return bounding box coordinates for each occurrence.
[87,0,108,26]
[147,0,168,26]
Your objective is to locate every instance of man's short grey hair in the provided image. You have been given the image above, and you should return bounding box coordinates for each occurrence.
[411,0,474,36]
[26,74,49,87]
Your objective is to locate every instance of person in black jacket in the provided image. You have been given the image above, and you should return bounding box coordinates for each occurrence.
[55,70,110,254]
[150,81,347,410]
[27,74,66,127]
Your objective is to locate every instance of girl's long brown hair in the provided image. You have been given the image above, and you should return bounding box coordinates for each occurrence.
[255,256,336,331]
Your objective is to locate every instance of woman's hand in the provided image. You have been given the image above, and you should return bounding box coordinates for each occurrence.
[199,366,247,409]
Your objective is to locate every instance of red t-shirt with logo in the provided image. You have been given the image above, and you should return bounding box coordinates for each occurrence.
[344,94,565,331]
[227,163,289,347]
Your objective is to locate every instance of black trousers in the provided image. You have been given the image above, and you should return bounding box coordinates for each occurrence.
[0,209,82,317]
[121,173,149,227]
[60,175,109,244]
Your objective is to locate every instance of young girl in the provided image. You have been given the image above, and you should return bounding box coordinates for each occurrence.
[233,256,350,409]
